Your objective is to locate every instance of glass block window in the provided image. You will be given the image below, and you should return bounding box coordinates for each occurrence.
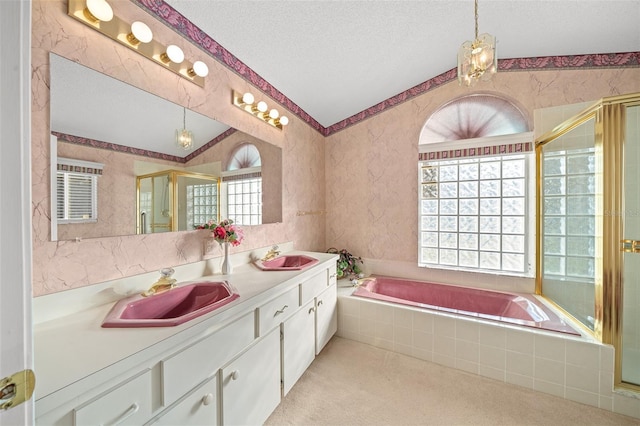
[227,177,262,226]
[187,183,218,229]
[542,147,596,279]
[419,154,531,275]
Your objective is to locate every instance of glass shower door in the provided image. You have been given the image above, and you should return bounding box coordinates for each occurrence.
[539,116,597,331]
[622,104,640,386]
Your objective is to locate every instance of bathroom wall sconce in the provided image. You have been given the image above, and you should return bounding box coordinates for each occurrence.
[68,0,208,87]
[232,90,289,130]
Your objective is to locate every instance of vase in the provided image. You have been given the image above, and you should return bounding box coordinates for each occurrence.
[221,242,233,275]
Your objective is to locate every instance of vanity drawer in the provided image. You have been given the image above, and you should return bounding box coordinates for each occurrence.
[147,375,217,425]
[74,369,152,426]
[300,269,329,305]
[257,285,300,335]
[161,311,255,406]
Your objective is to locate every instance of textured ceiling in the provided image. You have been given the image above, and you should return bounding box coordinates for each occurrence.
[163,0,640,128]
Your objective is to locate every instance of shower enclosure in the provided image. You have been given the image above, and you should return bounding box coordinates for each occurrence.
[537,92,640,391]
[136,170,219,234]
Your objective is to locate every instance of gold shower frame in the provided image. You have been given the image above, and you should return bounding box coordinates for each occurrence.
[536,92,640,392]
[136,169,220,234]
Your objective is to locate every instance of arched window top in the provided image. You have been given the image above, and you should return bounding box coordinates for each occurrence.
[227,143,261,171]
[420,94,530,145]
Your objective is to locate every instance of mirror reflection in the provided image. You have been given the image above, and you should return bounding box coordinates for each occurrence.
[50,53,282,241]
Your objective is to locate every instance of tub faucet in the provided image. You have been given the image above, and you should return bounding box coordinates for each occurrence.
[142,268,177,297]
[351,276,374,287]
[262,245,280,262]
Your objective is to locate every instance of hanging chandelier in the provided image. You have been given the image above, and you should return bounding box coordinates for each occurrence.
[457,0,497,86]
[176,107,193,150]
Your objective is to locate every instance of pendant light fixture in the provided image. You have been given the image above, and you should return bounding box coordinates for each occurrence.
[457,0,497,86]
[176,107,193,150]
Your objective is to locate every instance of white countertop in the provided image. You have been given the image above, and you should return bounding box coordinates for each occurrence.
[34,249,337,412]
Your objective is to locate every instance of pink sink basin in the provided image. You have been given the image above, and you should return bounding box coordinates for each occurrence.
[256,255,318,271]
[102,281,239,328]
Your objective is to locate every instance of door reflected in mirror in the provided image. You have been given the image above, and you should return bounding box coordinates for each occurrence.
[49,53,282,241]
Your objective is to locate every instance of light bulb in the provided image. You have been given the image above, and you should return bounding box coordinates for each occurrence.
[278,116,289,126]
[85,0,113,22]
[269,109,279,119]
[256,101,268,113]
[127,21,153,45]
[162,45,184,64]
[188,61,208,78]
[242,92,255,104]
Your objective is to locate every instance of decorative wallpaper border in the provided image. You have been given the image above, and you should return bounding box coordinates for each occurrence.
[222,171,262,182]
[135,1,640,137]
[56,162,103,176]
[184,127,237,162]
[53,131,186,163]
[418,141,534,161]
[53,130,234,163]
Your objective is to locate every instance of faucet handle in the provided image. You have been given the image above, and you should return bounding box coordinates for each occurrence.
[160,267,175,278]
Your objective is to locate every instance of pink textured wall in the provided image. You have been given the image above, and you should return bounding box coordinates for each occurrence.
[31,0,640,296]
[325,69,640,264]
[31,0,325,296]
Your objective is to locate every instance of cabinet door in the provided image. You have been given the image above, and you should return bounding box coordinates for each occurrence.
[282,300,316,396]
[315,284,337,355]
[220,329,280,426]
[147,375,217,426]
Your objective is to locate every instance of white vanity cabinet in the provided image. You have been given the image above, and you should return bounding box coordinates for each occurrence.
[220,328,281,425]
[282,299,316,395]
[315,283,338,354]
[34,251,339,426]
[281,264,338,394]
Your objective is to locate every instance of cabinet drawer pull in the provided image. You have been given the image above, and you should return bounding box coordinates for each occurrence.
[317,300,323,307]
[202,393,214,406]
[112,402,139,425]
[273,305,288,317]
[231,370,240,381]
[308,307,315,314]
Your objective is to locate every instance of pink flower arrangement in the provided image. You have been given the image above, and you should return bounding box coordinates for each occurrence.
[196,219,244,246]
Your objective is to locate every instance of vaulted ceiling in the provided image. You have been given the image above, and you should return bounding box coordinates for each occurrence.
[161,1,640,129]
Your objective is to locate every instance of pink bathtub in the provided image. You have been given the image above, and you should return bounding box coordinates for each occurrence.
[353,276,579,335]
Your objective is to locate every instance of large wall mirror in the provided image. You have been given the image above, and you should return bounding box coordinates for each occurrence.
[49,53,282,241]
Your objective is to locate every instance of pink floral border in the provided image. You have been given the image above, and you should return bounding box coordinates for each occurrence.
[135,0,640,137]
[418,142,533,161]
[184,127,236,162]
[53,129,234,162]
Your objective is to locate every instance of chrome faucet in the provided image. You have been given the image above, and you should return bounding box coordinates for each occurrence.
[142,268,177,297]
[261,245,280,262]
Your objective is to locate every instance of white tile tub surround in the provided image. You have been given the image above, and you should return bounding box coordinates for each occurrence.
[337,284,640,419]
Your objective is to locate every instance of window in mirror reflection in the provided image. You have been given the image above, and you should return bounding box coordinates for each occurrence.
[56,157,103,224]
[222,144,262,226]
[187,182,219,228]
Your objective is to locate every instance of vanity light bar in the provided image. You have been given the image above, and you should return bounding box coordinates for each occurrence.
[68,0,208,87]
[232,90,289,130]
